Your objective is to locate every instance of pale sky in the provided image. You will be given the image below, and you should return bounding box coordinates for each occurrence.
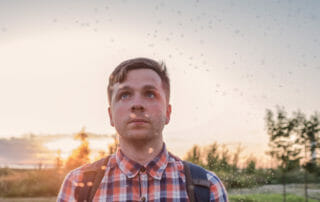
[1,0,320,161]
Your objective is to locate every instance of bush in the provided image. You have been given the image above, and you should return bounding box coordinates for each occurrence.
[0,168,12,177]
[270,168,320,184]
[214,168,275,189]
[0,169,66,197]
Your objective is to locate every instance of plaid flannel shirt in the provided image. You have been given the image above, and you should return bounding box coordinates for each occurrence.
[57,145,228,202]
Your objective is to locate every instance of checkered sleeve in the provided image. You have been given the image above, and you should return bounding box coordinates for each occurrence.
[57,169,79,202]
[207,171,228,202]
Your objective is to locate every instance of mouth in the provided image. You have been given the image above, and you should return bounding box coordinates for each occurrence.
[128,118,149,124]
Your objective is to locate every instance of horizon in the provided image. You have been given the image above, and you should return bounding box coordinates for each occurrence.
[0,130,276,169]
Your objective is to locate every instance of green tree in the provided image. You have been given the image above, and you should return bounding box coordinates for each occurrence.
[206,142,220,171]
[219,145,231,172]
[265,107,301,202]
[231,144,243,174]
[245,156,256,174]
[184,145,203,166]
[296,112,320,170]
[295,111,320,202]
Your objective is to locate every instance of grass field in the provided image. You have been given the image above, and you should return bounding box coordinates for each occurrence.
[0,194,319,202]
[0,197,56,202]
[1,184,320,202]
[230,194,319,202]
[229,184,320,200]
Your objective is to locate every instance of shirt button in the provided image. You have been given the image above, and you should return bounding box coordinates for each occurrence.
[140,196,146,202]
[140,167,146,172]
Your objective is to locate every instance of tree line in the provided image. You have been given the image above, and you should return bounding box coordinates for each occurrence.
[266,107,320,202]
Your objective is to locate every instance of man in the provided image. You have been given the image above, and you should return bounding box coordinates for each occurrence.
[57,57,228,201]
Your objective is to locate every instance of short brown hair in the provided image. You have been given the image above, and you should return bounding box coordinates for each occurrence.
[108,57,170,104]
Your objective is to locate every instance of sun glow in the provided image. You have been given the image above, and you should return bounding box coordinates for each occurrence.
[44,138,81,159]
[43,136,111,161]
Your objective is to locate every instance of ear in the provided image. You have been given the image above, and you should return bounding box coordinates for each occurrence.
[108,107,115,127]
[165,104,172,124]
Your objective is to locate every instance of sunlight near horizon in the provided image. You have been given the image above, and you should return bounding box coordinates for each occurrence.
[43,137,111,160]
[44,138,80,159]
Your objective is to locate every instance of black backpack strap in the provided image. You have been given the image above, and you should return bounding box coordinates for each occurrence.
[184,161,196,202]
[74,156,110,202]
[183,161,211,202]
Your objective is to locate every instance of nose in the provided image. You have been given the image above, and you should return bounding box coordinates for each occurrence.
[131,104,144,111]
[130,96,145,112]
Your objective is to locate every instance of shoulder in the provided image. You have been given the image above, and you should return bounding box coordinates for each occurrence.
[183,161,228,202]
[66,156,111,181]
[182,161,225,187]
[168,152,185,171]
[205,169,223,186]
[57,155,114,202]
[205,169,228,202]
[56,165,85,202]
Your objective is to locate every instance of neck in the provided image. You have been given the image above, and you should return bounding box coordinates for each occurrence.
[119,136,164,166]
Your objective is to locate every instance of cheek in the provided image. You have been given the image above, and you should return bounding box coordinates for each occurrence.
[149,105,167,120]
[112,106,127,122]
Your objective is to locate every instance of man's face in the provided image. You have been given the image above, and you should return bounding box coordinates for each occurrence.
[108,68,171,141]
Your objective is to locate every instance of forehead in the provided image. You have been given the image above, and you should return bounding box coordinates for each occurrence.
[114,68,163,89]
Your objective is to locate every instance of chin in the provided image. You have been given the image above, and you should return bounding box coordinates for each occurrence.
[127,133,151,140]
[123,130,156,141]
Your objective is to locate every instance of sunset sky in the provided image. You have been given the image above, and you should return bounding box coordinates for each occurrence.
[0,0,319,166]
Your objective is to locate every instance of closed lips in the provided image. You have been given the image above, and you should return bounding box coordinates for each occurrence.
[128,119,149,123]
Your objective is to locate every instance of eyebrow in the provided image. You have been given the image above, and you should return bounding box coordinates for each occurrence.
[117,85,132,92]
[117,84,158,91]
[142,85,158,91]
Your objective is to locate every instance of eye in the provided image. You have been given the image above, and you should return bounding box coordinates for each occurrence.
[145,91,155,98]
[119,92,130,100]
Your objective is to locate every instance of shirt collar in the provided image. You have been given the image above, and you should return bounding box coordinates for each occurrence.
[116,144,169,180]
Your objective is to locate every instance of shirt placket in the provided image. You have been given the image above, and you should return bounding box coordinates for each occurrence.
[139,167,148,202]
